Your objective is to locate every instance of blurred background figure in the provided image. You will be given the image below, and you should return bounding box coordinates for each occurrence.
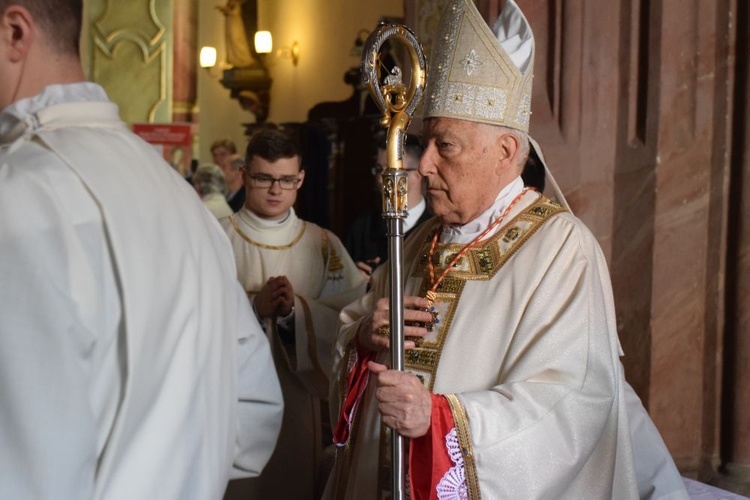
[193,163,234,219]
[211,138,237,167]
[344,133,430,282]
[211,140,246,212]
[225,154,247,212]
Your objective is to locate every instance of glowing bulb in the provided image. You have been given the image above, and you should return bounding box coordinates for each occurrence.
[254,31,273,54]
[199,46,217,68]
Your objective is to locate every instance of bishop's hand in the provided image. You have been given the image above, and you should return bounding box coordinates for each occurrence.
[356,295,432,353]
[368,361,432,438]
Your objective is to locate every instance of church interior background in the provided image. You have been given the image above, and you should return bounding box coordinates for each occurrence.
[79,0,749,494]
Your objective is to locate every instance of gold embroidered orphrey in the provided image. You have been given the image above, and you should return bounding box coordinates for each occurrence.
[407,195,566,390]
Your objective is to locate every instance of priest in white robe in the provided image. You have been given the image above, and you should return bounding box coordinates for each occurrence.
[0,3,283,499]
[221,128,367,499]
[326,1,688,499]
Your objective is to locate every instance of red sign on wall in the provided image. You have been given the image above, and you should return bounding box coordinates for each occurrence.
[133,123,193,178]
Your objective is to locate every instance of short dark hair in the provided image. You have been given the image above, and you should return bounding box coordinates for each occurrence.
[0,0,83,55]
[210,139,237,154]
[245,128,300,164]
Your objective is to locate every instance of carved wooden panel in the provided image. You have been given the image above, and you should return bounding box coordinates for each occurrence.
[88,0,173,124]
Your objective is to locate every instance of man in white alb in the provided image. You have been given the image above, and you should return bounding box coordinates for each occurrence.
[221,128,366,499]
[0,1,283,500]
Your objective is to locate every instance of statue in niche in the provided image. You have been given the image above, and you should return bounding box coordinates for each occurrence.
[216,0,257,67]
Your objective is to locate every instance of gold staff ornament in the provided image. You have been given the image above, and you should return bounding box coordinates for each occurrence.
[362,24,427,218]
[361,23,427,500]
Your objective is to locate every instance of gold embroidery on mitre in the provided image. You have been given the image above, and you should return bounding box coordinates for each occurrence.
[424,0,534,132]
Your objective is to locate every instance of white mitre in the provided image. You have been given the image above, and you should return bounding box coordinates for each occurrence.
[423,0,534,132]
[423,0,571,210]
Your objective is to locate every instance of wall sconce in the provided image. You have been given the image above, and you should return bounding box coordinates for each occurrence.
[254,31,273,54]
[253,31,300,66]
[278,41,300,66]
[199,46,229,78]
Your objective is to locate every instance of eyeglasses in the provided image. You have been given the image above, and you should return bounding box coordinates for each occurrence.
[247,174,300,190]
[371,165,419,176]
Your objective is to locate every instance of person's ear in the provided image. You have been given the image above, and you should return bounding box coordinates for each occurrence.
[1,6,35,63]
[296,169,305,190]
[496,132,520,173]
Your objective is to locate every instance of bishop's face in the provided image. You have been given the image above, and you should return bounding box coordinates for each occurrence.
[419,118,510,225]
[243,155,304,221]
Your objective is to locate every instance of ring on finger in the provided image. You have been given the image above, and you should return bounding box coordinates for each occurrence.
[377,326,390,338]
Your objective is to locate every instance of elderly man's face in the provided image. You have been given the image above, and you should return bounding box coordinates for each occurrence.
[419,118,513,225]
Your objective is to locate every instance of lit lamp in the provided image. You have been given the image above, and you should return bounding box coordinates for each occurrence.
[254,31,273,54]
[199,46,217,68]
[254,30,299,66]
[214,31,273,123]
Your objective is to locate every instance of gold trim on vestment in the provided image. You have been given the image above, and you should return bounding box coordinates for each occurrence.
[406,196,566,386]
[321,228,328,265]
[229,215,306,249]
[321,228,345,280]
[407,278,466,389]
[445,394,481,500]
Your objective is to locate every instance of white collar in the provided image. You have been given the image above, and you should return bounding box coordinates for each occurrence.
[237,207,295,229]
[0,82,109,143]
[440,176,524,244]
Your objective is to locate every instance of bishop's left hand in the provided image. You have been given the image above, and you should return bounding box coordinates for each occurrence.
[368,361,432,438]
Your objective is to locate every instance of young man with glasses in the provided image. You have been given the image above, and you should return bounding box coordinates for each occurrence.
[220,128,366,500]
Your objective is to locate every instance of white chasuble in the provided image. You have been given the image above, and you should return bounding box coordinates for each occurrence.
[328,191,686,500]
[222,208,366,499]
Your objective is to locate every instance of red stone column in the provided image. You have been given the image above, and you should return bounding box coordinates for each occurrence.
[173,0,197,123]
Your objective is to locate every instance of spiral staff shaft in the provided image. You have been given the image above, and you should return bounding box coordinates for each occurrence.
[361,23,426,500]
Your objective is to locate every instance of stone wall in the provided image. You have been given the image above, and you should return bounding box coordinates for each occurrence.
[406,0,750,492]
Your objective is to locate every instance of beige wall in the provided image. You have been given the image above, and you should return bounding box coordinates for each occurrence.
[196,0,402,163]
[196,1,252,163]
[258,0,402,123]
